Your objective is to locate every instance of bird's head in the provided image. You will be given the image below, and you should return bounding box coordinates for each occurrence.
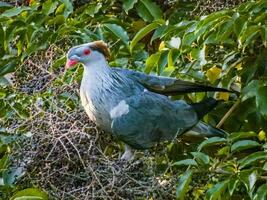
[65,40,110,69]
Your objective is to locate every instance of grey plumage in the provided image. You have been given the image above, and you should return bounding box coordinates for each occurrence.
[66,41,229,156]
[114,68,231,95]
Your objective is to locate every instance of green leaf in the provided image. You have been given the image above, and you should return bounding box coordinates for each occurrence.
[103,24,129,45]
[196,46,207,66]
[47,15,65,25]
[83,3,102,17]
[197,137,227,151]
[256,86,267,117]
[0,24,4,47]
[0,89,6,99]
[239,25,261,47]
[241,80,263,101]
[248,171,257,191]
[254,184,267,200]
[0,154,8,171]
[123,0,138,13]
[234,15,247,37]
[157,50,168,75]
[172,159,198,167]
[182,32,197,47]
[231,140,261,153]
[205,180,229,200]
[238,152,267,169]
[42,0,59,15]
[239,170,257,194]
[217,146,230,156]
[130,22,160,52]
[228,178,239,196]
[145,52,161,74]
[176,169,193,200]
[136,0,163,22]
[0,61,17,77]
[191,152,210,165]
[0,6,31,18]
[151,25,167,42]
[52,56,66,69]
[263,162,267,171]
[59,0,73,18]
[229,131,257,142]
[11,188,48,200]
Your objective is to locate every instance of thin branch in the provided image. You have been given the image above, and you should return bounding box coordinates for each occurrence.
[216,99,241,128]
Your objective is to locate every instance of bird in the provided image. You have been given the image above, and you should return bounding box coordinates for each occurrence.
[65,41,229,161]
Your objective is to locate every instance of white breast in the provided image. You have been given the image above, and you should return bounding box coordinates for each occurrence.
[80,88,97,122]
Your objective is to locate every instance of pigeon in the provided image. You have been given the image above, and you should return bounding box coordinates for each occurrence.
[65,41,229,160]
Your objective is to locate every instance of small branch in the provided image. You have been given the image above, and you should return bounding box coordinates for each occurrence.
[216,99,241,128]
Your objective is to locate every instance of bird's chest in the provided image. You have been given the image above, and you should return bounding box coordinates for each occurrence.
[80,90,98,122]
[80,80,121,131]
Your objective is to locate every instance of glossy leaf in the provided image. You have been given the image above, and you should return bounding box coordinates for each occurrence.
[256,86,267,117]
[0,7,31,18]
[172,159,198,167]
[205,180,229,200]
[10,188,48,200]
[59,0,73,18]
[145,52,161,74]
[229,131,257,142]
[136,0,163,22]
[83,3,102,17]
[198,137,227,151]
[123,0,138,13]
[0,61,17,77]
[0,24,4,47]
[103,24,129,45]
[176,169,193,200]
[254,184,267,200]
[238,152,267,169]
[231,140,261,153]
[239,170,257,193]
[130,22,160,52]
[191,152,210,165]
[42,0,59,15]
[228,178,239,196]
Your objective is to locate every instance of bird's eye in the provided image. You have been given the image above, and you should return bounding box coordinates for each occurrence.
[83,49,91,55]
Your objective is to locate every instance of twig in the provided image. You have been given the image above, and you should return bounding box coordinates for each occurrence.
[216,99,240,128]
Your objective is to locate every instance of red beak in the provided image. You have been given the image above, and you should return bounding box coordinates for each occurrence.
[65,59,78,69]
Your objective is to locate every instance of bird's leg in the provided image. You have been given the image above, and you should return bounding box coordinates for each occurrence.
[120,144,134,161]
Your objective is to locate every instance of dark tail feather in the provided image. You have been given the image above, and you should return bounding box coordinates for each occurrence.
[147,80,234,96]
[191,97,220,119]
[172,80,233,94]
[184,122,228,138]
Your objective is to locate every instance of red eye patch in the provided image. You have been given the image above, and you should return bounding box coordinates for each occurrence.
[83,49,91,55]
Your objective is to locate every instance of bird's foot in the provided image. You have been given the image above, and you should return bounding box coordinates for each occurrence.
[120,145,134,161]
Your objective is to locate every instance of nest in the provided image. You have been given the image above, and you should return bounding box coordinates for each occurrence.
[10,47,177,199]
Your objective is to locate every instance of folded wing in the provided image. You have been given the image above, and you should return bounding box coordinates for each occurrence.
[113,68,231,95]
[110,91,198,149]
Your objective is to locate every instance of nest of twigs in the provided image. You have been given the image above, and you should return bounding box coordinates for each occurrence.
[11,47,177,200]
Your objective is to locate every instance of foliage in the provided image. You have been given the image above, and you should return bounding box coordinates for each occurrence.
[0,0,267,199]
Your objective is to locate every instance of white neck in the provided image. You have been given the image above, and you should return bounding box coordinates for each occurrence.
[83,58,111,76]
[81,58,114,91]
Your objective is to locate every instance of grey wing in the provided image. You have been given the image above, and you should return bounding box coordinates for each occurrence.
[113,68,231,95]
[110,91,198,149]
